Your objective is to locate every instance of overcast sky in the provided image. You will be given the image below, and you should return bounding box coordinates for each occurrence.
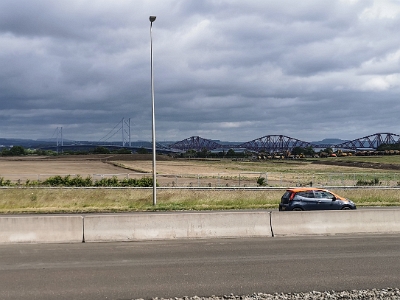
[1,0,400,144]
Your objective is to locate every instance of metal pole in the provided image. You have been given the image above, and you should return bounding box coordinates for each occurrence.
[122,117,124,146]
[61,127,63,154]
[150,16,157,206]
[56,127,59,154]
[128,118,131,147]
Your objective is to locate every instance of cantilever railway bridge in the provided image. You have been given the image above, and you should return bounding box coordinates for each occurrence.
[45,132,400,154]
[169,133,400,153]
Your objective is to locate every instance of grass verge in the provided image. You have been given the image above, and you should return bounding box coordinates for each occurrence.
[0,188,399,214]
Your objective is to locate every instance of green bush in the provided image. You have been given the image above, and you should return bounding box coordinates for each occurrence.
[43,175,70,186]
[25,179,41,187]
[257,177,266,186]
[1,145,26,156]
[0,174,156,188]
[0,177,12,186]
[120,178,140,187]
[93,146,110,154]
[136,177,155,187]
[69,175,93,187]
[94,176,120,187]
[356,177,380,186]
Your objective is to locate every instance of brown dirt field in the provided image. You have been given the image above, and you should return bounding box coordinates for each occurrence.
[312,160,400,171]
[0,155,135,182]
[0,155,262,175]
[117,160,245,174]
[0,155,262,186]
[1,154,399,187]
[0,155,236,177]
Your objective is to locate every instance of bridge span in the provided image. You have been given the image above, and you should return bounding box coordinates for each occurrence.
[41,133,400,154]
[169,133,400,153]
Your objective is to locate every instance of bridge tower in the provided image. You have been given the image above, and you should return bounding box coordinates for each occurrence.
[121,118,131,147]
[56,127,63,153]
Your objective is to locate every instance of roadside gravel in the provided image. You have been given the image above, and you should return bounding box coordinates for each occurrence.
[145,288,400,300]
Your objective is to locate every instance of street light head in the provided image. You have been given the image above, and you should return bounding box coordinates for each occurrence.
[149,16,156,23]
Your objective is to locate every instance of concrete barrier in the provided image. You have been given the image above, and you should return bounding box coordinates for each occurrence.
[2,210,400,244]
[84,211,272,242]
[0,216,83,243]
[271,209,400,236]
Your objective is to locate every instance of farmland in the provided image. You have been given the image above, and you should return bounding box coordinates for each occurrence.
[1,154,400,213]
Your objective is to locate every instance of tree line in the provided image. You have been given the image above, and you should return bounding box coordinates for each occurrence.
[0,145,136,156]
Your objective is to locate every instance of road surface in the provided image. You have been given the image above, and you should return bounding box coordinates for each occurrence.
[1,235,400,299]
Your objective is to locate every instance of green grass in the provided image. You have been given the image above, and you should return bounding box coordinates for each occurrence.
[0,187,399,214]
[0,188,279,214]
[337,188,400,207]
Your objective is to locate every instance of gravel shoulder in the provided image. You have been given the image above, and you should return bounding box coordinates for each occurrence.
[147,288,400,300]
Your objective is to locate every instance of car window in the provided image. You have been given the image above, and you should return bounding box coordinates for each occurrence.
[314,191,335,199]
[314,191,322,198]
[296,191,314,198]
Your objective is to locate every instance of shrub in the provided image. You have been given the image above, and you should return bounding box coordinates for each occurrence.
[0,174,156,188]
[69,175,93,187]
[43,175,70,186]
[257,177,266,186]
[0,177,12,186]
[94,176,120,187]
[93,146,110,154]
[356,177,380,186]
[136,177,155,187]
[1,145,26,156]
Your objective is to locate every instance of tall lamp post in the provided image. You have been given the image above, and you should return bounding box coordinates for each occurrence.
[149,16,157,205]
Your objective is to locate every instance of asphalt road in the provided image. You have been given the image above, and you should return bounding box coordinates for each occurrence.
[1,235,400,300]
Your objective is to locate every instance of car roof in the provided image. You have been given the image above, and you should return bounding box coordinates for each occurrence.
[285,187,346,200]
[286,187,328,193]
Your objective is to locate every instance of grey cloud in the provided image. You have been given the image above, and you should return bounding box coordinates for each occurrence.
[1,0,400,143]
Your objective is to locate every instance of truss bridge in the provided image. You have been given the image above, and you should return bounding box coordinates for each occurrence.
[169,133,400,153]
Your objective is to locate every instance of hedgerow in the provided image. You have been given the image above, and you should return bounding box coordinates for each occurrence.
[0,175,155,187]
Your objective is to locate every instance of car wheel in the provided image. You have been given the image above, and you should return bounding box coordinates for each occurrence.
[341,206,351,210]
[292,207,303,211]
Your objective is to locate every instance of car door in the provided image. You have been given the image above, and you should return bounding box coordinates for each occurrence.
[294,191,318,210]
[313,190,338,210]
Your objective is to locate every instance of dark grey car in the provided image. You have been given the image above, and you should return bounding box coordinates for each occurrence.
[279,188,357,211]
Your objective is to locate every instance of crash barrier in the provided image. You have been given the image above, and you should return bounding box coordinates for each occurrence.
[271,209,400,237]
[1,209,400,243]
[0,215,83,244]
[83,211,272,242]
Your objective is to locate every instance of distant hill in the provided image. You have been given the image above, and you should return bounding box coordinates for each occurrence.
[0,138,53,148]
[311,138,348,145]
[0,138,154,149]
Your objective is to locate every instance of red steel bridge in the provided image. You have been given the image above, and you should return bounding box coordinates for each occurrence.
[169,133,400,153]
